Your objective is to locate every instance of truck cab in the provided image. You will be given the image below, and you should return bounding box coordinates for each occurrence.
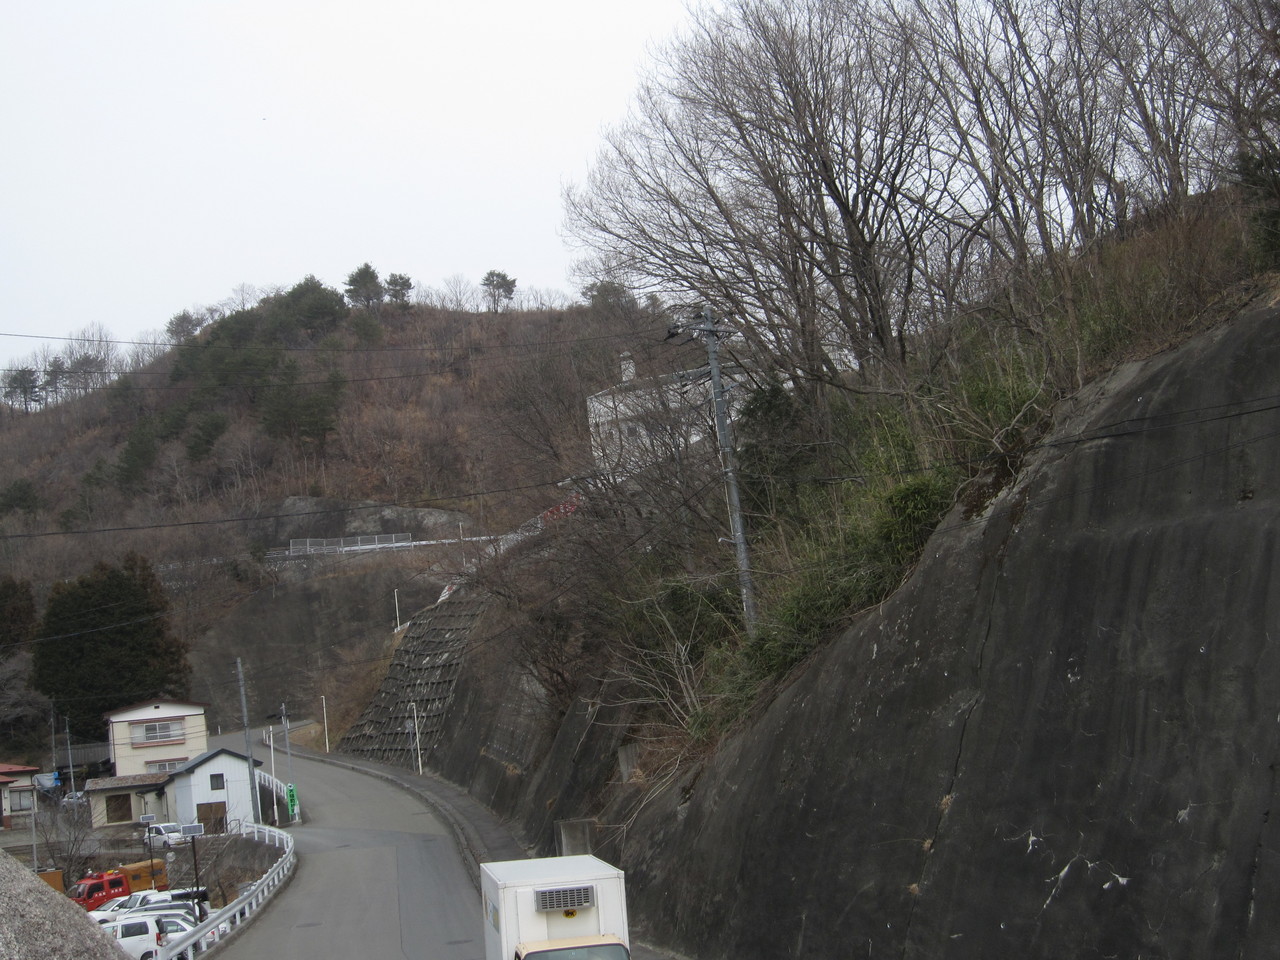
[68,858,168,910]
[515,934,631,959]
[67,870,129,911]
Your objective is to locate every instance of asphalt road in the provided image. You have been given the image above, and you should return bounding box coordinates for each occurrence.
[215,751,484,960]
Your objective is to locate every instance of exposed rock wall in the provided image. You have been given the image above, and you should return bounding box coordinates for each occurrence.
[609,284,1280,959]
[348,283,1280,958]
[191,556,441,731]
[0,849,121,960]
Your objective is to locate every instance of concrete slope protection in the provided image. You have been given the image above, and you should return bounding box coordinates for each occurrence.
[614,284,1280,959]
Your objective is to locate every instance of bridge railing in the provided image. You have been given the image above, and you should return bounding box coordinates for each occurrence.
[157,822,295,959]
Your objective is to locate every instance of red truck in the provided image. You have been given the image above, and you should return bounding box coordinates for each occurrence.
[67,859,168,911]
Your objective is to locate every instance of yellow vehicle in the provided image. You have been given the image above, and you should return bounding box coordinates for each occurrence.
[67,858,168,910]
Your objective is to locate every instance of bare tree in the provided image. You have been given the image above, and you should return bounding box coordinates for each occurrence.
[125,329,169,371]
[567,0,962,401]
[62,323,118,396]
[0,650,46,736]
[35,801,99,880]
[439,274,481,313]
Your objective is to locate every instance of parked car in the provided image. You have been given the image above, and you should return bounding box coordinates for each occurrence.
[121,899,208,923]
[89,890,176,923]
[100,913,199,960]
[61,790,87,806]
[141,821,189,847]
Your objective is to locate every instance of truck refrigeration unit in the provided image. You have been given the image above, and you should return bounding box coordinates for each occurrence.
[481,855,630,960]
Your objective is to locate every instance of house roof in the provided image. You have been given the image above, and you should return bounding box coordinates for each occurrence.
[0,775,17,786]
[83,773,170,793]
[103,698,209,720]
[172,748,261,775]
[0,764,39,775]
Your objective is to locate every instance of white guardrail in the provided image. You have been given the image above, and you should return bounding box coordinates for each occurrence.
[158,822,295,959]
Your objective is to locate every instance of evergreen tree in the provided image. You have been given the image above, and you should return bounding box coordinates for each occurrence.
[385,272,413,306]
[31,554,190,739]
[0,576,37,658]
[2,367,43,411]
[480,270,517,312]
[344,262,385,309]
[0,478,40,516]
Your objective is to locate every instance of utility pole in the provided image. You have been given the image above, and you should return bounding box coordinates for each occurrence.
[64,718,76,795]
[30,787,38,873]
[690,308,759,634]
[236,659,262,825]
[269,728,280,825]
[279,701,295,812]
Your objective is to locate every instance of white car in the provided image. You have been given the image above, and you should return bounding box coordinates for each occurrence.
[141,821,189,847]
[121,900,207,924]
[100,913,198,960]
[89,890,176,923]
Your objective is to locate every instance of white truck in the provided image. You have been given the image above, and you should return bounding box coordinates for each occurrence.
[480,855,631,960]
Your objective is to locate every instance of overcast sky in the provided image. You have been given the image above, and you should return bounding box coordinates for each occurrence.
[0,0,695,369]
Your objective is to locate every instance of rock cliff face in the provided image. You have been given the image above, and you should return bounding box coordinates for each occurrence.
[611,283,1280,959]
[381,282,1280,959]
[0,849,121,959]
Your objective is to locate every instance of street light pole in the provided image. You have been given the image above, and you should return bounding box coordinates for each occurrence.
[410,702,422,775]
[321,695,330,754]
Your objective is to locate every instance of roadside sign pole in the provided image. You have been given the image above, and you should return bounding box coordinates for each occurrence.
[191,835,200,897]
[180,823,205,899]
[139,814,157,887]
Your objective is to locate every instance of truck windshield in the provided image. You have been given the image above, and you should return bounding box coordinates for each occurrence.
[523,947,630,960]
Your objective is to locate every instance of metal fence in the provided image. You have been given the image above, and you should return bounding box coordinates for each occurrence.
[287,533,411,555]
[157,822,295,959]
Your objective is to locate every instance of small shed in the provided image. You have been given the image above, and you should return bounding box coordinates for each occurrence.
[168,749,261,833]
[81,772,171,826]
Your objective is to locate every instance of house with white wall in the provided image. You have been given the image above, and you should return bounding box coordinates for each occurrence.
[107,700,209,777]
[585,349,753,478]
[586,362,714,476]
[0,763,38,830]
[167,749,261,832]
[83,700,211,826]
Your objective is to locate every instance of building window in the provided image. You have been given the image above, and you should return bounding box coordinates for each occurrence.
[145,759,184,773]
[130,719,184,745]
[10,789,33,812]
[210,773,225,791]
[105,793,133,823]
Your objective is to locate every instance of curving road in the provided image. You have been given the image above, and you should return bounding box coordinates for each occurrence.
[216,750,484,960]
